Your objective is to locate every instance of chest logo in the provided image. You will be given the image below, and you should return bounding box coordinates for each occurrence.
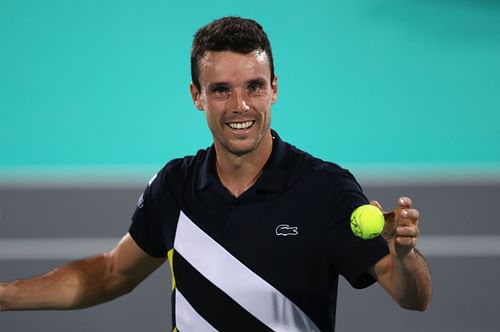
[275,224,299,236]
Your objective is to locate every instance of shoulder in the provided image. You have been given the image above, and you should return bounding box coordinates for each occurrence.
[148,147,210,192]
[158,148,209,177]
[164,148,209,173]
[285,142,362,192]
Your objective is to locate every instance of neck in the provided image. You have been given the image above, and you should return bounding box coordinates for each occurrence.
[215,132,273,197]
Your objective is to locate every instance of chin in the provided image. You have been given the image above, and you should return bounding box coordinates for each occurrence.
[224,139,260,156]
[227,145,257,156]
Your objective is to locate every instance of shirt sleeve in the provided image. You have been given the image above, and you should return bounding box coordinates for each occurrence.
[327,170,389,289]
[129,165,178,258]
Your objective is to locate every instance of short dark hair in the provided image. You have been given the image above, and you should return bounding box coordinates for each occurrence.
[191,16,275,91]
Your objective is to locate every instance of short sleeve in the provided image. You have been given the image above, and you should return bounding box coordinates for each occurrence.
[327,170,389,289]
[129,167,177,258]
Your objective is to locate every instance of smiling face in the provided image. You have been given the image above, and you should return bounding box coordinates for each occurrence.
[190,50,277,158]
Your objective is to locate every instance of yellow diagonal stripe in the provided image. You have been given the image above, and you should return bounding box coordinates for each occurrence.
[167,248,176,290]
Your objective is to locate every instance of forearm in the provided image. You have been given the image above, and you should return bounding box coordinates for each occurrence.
[0,253,135,311]
[388,249,432,311]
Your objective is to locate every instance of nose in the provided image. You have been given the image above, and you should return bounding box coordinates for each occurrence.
[234,90,250,113]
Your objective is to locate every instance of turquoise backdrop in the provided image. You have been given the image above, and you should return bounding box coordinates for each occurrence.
[1,0,499,181]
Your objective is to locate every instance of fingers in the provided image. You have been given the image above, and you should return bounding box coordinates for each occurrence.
[396,196,419,236]
[395,207,420,247]
[371,196,421,257]
[397,206,420,227]
[398,196,412,209]
[395,225,419,245]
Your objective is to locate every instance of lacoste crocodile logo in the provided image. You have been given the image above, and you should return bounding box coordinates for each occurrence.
[275,224,299,236]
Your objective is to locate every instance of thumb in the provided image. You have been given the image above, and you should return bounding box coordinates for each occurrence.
[369,200,383,210]
[369,200,395,221]
[369,200,397,239]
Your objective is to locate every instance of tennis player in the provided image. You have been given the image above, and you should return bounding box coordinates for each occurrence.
[0,16,431,331]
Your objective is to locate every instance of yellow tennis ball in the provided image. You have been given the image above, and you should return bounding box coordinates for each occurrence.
[350,204,385,240]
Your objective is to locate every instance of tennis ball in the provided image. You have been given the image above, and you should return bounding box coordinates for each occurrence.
[350,204,384,240]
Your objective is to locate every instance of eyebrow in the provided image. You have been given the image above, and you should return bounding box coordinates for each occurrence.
[207,82,229,91]
[208,77,267,89]
[206,77,269,91]
[247,78,267,86]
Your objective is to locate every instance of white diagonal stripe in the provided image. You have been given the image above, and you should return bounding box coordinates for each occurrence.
[174,211,321,332]
[175,289,218,332]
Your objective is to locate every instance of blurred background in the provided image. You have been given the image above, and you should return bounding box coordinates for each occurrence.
[1,0,499,331]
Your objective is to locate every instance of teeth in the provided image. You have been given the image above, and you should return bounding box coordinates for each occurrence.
[228,121,254,130]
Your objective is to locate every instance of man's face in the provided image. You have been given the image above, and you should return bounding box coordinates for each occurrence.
[190,50,277,157]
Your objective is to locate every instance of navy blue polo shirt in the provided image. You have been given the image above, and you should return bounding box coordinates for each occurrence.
[130,131,389,332]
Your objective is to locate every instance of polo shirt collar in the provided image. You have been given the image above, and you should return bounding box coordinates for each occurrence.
[197,129,289,193]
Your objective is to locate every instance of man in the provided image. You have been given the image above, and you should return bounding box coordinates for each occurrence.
[0,16,431,331]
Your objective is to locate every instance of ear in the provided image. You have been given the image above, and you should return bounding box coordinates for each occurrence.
[271,75,278,104]
[190,82,204,111]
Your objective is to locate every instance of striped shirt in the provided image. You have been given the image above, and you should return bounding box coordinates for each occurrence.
[130,131,389,331]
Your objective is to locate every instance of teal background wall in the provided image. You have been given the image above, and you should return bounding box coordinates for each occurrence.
[1,0,499,181]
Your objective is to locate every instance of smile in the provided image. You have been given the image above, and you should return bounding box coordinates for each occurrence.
[227,120,255,130]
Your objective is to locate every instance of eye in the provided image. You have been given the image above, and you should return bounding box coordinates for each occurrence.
[210,86,231,98]
[248,82,264,95]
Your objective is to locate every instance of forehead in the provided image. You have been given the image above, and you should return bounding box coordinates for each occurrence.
[198,50,271,85]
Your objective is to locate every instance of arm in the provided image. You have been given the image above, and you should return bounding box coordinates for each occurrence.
[368,197,432,311]
[0,233,166,311]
